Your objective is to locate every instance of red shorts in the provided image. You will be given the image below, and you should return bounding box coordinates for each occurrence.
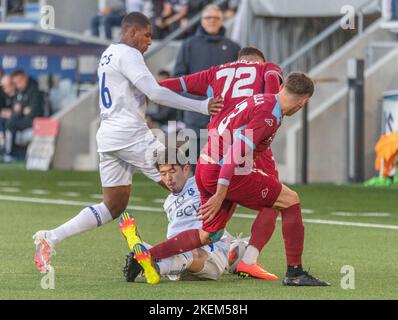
[196,158,282,233]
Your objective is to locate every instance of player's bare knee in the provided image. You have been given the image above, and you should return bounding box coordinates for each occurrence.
[200,229,225,245]
[274,186,300,209]
[193,248,208,262]
[199,230,212,245]
[289,191,300,207]
[104,200,127,219]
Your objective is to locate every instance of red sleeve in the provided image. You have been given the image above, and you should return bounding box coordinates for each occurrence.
[160,68,214,96]
[160,78,184,92]
[218,107,277,185]
[264,73,281,94]
[263,62,283,94]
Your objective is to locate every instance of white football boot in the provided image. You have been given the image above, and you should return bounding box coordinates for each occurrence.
[33,231,56,273]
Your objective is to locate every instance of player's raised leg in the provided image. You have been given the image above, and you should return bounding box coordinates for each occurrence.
[119,211,143,251]
[33,185,130,273]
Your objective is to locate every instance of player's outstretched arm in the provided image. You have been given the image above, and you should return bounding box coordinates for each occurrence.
[160,69,213,97]
[135,75,222,115]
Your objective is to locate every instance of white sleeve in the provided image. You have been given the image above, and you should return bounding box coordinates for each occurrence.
[118,47,209,115]
[135,75,209,115]
[119,47,153,85]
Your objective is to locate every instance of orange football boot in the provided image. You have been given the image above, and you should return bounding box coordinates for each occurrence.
[236,261,279,280]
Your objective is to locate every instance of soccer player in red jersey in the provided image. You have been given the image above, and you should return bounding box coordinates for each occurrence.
[160,47,283,279]
[160,46,282,130]
[132,72,329,286]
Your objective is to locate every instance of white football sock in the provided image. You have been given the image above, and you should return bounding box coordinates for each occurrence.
[242,245,260,265]
[48,203,113,245]
[157,252,194,276]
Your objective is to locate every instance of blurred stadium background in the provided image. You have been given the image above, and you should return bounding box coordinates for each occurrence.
[1,0,398,299]
[1,0,398,183]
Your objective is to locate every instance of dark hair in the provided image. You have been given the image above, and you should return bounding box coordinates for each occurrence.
[155,147,189,170]
[238,46,265,61]
[158,70,170,78]
[121,12,151,33]
[284,72,314,97]
[11,69,26,77]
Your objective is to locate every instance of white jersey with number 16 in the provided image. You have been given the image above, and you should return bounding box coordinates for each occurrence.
[96,43,156,153]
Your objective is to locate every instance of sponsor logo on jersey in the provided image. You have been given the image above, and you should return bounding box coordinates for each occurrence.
[261,188,269,199]
[264,119,273,126]
[176,203,200,218]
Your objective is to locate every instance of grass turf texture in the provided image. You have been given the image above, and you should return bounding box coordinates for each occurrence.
[0,166,397,299]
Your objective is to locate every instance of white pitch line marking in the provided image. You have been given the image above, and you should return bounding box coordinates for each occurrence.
[0,187,20,193]
[0,194,397,230]
[60,192,81,197]
[0,195,164,212]
[233,213,398,230]
[131,182,153,187]
[90,194,143,202]
[0,181,21,186]
[31,189,50,195]
[57,181,93,187]
[331,212,391,217]
[130,197,144,202]
[301,218,398,230]
[90,194,104,200]
[153,198,165,204]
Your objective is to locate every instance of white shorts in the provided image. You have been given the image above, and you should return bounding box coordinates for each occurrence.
[99,139,165,187]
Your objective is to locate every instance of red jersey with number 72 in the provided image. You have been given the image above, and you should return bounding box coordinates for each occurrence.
[200,93,283,184]
[160,60,283,130]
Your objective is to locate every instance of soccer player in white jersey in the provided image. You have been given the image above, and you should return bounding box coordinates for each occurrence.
[121,148,248,283]
[32,12,223,274]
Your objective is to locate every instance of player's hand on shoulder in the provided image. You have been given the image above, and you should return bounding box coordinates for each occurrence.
[207,96,224,116]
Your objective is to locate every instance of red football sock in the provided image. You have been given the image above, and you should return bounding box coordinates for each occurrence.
[281,203,304,266]
[248,208,279,251]
[148,229,202,260]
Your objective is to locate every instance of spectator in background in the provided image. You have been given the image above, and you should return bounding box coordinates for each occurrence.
[223,0,240,20]
[186,0,211,19]
[3,70,43,162]
[91,0,145,39]
[152,0,189,39]
[174,4,240,170]
[91,0,126,40]
[146,70,178,132]
[0,75,16,159]
[126,0,145,13]
[152,0,165,23]
[0,70,5,111]
[6,0,23,14]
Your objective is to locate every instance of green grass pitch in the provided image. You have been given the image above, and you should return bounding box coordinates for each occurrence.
[0,165,397,299]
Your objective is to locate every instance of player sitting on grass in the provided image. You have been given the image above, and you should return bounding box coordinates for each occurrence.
[120,147,250,283]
